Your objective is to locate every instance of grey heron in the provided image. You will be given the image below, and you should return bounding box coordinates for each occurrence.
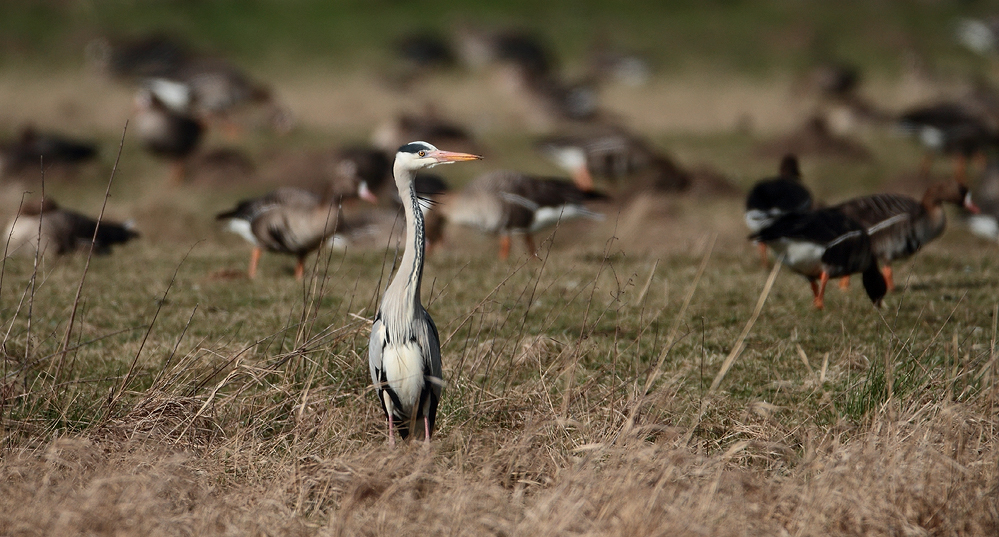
[369,141,481,445]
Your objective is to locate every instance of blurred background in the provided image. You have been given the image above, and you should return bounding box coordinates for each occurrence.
[3,0,999,254]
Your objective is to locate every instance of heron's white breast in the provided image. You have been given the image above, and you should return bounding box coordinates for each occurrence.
[381,341,426,412]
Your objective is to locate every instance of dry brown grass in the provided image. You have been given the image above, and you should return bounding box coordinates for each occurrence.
[1,396,995,536]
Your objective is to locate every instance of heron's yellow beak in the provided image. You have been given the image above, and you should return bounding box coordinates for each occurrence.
[430,150,482,164]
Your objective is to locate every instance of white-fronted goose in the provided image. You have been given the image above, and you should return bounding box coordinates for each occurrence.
[0,126,98,179]
[535,125,690,193]
[751,208,887,309]
[3,198,138,257]
[833,180,980,290]
[216,187,353,280]
[745,155,813,265]
[437,170,606,259]
[134,88,204,184]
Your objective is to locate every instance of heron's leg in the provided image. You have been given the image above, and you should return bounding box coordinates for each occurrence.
[424,416,431,447]
[294,256,305,281]
[813,272,829,310]
[882,265,895,292]
[839,276,850,290]
[498,235,511,260]
[248,247,262,279]
[523,234,538,259]
[387,416,395,448]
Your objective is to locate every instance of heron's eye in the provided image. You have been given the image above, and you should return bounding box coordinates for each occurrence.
[418,150,426,157]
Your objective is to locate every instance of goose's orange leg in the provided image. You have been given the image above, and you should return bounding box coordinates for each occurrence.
[839,276,850,289]
[294,256,305,281]
[498,235,511,260]
[169,161,186,185]
[757,242,770,269]
[248,246,262,279]
[523,234,538,259]
[813,271,829,310]
[882,265,895,292]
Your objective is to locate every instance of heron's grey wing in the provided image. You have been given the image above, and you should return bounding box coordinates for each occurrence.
[368,315,386,387]
[418,308,443,396]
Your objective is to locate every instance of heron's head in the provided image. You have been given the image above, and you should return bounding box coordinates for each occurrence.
[394,141,481,174]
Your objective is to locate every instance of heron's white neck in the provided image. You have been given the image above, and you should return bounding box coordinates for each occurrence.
[382,165,426,321]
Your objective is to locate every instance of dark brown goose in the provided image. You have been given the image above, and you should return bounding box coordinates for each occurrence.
[216,187,352,280]
[897,101,998,183]
[3,198,138,257]
[751,208,886,309]
[833,180,980,290]
[327,146,391,203]
[437,170,606,259]
[134,88,204,184]
[745,155,813,266]
[0,126,98,179]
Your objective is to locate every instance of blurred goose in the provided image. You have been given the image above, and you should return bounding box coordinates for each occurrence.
[0,126,98,178]
[3,198,138,257]
[535,126,690,193]
[86,33,192,80]
[833,180,979,291]
[372,109,479,155]
[145,57,293,135]
[216,187,357,280]
[897,101,998,183]
[437,170,606,259]
[751,208,887,309]
[745,155,813,266]
[455,25,553,78]
[134,88,204,184]
[968,157,999,241]
[328,146,391,203]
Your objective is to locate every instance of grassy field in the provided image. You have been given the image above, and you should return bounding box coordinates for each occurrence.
[2,1,999,535]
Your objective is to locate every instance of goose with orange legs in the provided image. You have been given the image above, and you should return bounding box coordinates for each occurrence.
[833,180,979,291]
[435,170,606,259]
[751,208,887,310]
[133,87,204,184]
[744,154,813,267]
[216,183,370,280]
